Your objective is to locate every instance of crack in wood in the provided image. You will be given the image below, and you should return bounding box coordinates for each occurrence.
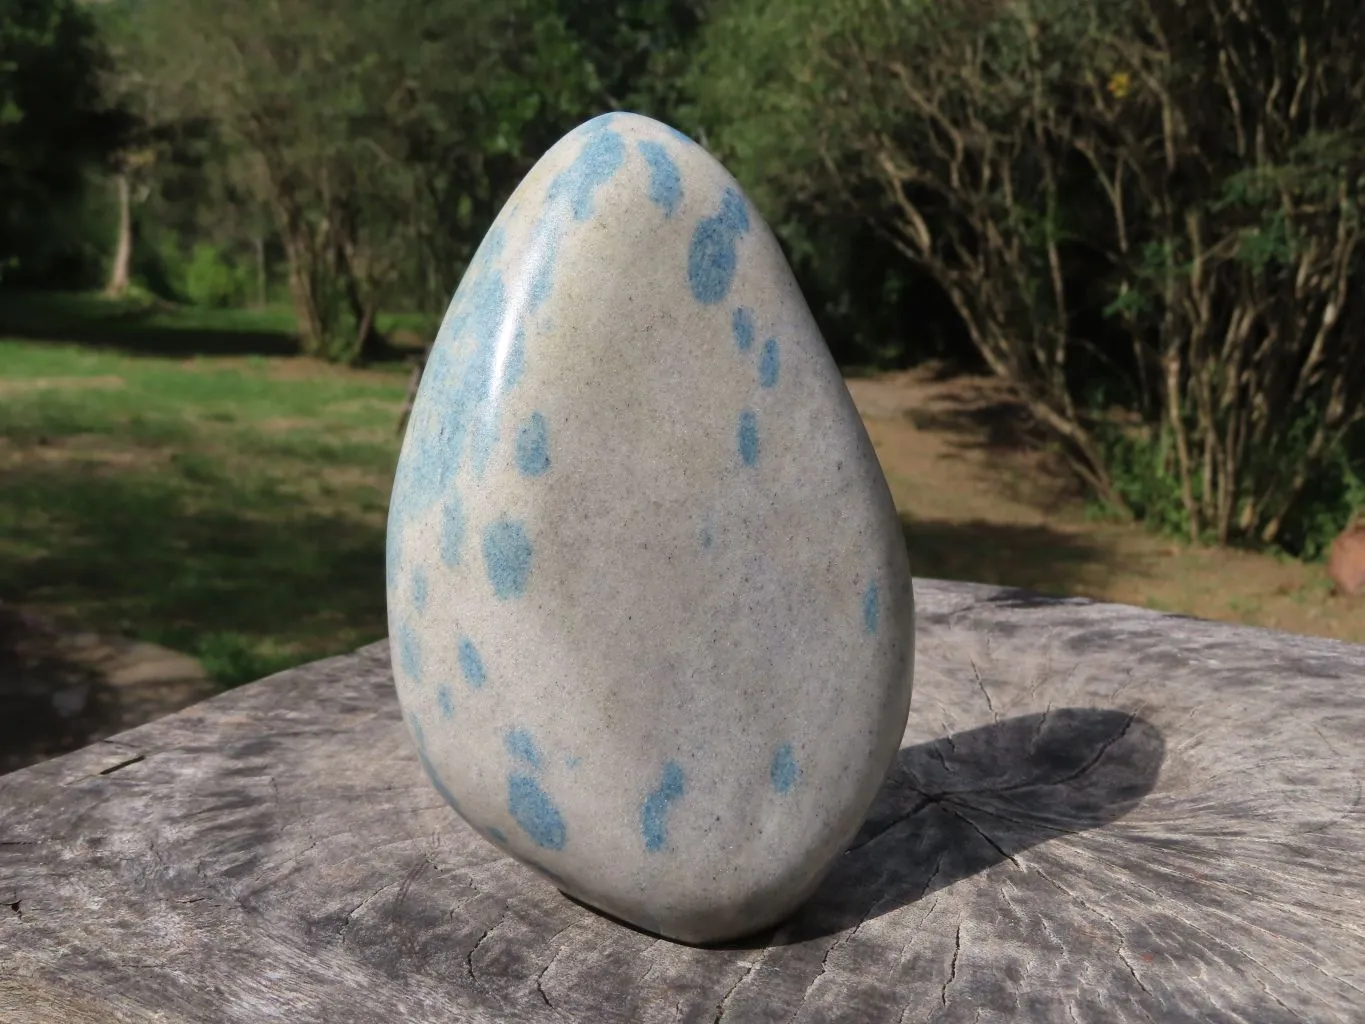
[3,582,1362,1022]
[464,915,502,991]
[943,802,1022,867]
[711,958,758,1023]
[532,924,576,1010]
[970,658,998,721]
[97,754,145,776]
[941,921,962,1007]
[989,713,1136,795]
[337,880,403,942]
[844,795,935,855]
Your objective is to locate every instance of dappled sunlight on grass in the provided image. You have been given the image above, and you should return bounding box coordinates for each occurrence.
[0,336,404,686]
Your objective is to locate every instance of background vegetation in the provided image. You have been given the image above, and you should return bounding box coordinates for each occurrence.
[2,0,1363,688]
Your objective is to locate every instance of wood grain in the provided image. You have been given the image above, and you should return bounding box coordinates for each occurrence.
[2,579,1362,1023]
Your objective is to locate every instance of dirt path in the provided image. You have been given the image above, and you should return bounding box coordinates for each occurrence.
[849,365,1362,644]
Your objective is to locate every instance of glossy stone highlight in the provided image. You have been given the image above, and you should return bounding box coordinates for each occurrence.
[386,112,914,945]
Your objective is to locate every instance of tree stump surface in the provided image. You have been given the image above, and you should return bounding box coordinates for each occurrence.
[2,579,1362,1023]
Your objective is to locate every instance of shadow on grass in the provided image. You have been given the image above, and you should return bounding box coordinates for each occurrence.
[901,513,1112,596]
[0,292,301,359]
[900,373,1049,458]
[0,465,388,690]
[0,601,111,775]
[0,291,415,364]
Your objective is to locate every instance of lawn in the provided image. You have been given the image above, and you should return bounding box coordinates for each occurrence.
[1,292,1359,695]
[0,293,412,685]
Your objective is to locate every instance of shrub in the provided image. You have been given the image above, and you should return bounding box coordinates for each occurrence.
[182,242,250,307]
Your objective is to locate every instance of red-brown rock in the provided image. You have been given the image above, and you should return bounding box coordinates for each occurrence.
[1328,522,1365,596]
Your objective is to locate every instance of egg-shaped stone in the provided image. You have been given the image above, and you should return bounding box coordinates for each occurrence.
[386,112,914,945]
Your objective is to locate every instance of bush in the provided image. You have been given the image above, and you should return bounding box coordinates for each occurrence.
[690,0,1365,551]
[182,242,250,307]
[1274,435,1365,561]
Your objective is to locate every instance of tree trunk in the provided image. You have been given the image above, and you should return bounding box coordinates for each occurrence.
[255,234,268,309]
[354,300,380,363]
[104,173,133,299]
[284,242,326,357]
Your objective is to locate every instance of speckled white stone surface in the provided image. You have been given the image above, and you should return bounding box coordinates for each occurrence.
[385,112,914,945]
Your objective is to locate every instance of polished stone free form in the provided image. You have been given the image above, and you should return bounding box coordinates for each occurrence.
[385,112,914,944]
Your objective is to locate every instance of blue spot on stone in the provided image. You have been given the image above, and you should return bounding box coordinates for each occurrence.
[638,140,682,217]
[864,580,881,634]
[397,621,421,681]
[759,337,780,388]
[470,414,499,479]
[522,126,626,314]
[516,412,550,476]
[700,524,713,548]
[688,188,750,305]
[459,637,486,688]
[487,826,507,844]
[565,755,581,769]
[508,775,567,850]
[738,410,759,467]
[437,684,455,721]
[641,761,685,853]
[483,519,532,599]
[548,126,626,223]
[416,743,460,811]
[771,743,801,794]
[409,715,458,808]
[440,492,466,567]
[732,307,754,353]
[388,218,528,563]
[505,727,543,770]
[480,225,508,264]
[411,568,429,613]
[665,125,694,146]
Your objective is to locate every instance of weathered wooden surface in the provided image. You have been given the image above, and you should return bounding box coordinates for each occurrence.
[2,578,1363,1023]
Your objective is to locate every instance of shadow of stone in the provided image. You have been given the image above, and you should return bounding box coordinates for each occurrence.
[721,707,1165,948]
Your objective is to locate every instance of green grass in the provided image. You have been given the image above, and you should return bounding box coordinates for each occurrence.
[1,293,410,687]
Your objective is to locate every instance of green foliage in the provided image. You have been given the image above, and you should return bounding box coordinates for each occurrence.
[7,0,1364,563]
[1094,410,1365,559]
[191,632,305,688]
[107,0,608,362]
[693,0,1365,548]
[0,0,129,282]
[182,243,252,308]
[1092,425,1194,539]
[1280,445,1365,562]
